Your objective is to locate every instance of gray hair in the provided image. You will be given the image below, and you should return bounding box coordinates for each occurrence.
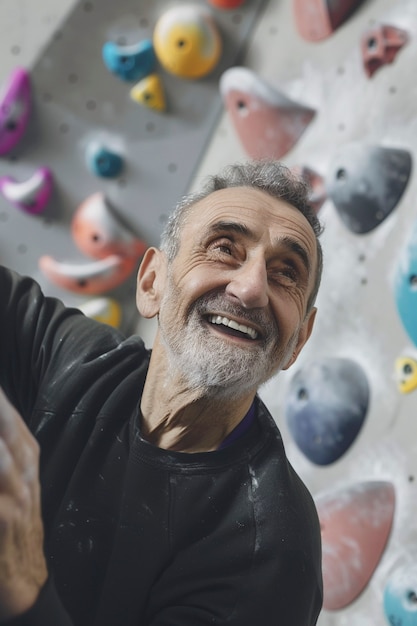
[160,160,324,312]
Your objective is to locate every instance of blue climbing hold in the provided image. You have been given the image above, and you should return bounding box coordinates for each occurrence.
[102,39,156,82]
[86,142,124,178]
[384,563,417,626]
[285,357,369,465]
[394,218,417,347]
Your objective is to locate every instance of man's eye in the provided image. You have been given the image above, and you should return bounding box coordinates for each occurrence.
[210,239,234,255]
[271,267,298,284]
[283,267,298,280]
[216,244,232,255]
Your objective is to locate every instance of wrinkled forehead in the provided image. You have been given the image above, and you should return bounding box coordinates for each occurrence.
[183,186,317,257]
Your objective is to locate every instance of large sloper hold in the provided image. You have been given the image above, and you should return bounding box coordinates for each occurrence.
[285,356,369,465]
[293,0,365,42]
[316,480,395,610]
[325,142,412,234]
[220,66,315,160]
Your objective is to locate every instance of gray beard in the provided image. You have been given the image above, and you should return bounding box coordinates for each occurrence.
[158,289,298,399]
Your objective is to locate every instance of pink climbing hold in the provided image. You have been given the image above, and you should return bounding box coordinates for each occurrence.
[0,67,31,155]
[293,0,364,42]
[220,66,315,160]
[316,480,395,611]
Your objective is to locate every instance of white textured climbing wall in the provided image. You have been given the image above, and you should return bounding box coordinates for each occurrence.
[191,1,417,623]
[2,0,417,624]
[193,0,417,624]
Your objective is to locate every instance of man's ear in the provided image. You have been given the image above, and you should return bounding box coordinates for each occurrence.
[282,307,317,371]
[136,247,167,318]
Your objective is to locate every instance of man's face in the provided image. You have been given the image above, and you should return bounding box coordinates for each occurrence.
[156,186,318,397]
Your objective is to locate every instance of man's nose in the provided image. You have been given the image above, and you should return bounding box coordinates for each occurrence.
[225,258,269,309]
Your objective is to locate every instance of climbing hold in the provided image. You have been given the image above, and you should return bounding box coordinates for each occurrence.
[102,39,156,82]
[130,73,166,112]
[220,67,315,160]
[0,67,31,155]
[384,563,417,626]
[285,357,369,465]
[395,355,417,394]
[394,218,417,347]
[207,0,245,8]
[293,0,365,42]
[153,4,222,79]
[291,165,327,213]
[0,167,53,215]
[40,193,147,296]
[38,254,138,295]
[85,141,124,178]
[71,192,147,260]
[325,142,412,234]
[361,23,409,78]
[78,297,122,328]
[317,480,395,610]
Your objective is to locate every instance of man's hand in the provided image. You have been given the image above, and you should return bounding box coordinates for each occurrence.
[0,388,48,619]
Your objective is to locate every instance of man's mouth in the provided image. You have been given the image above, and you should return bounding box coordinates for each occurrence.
[206,314,259,340]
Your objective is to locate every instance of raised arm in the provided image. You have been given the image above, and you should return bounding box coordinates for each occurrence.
[0,388,47,621]
[0,267,77,625]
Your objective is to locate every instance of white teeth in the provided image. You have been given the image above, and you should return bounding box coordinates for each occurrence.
[208,315,258,339]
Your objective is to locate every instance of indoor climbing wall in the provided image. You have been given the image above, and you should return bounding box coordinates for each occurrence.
[0,0,266,332]
[2,0,417,624]
[191,0,417,624]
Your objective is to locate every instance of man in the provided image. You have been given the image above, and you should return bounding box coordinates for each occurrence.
[0,160,323,625]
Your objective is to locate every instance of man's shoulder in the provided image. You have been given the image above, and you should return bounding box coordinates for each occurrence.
[254,398,318,517]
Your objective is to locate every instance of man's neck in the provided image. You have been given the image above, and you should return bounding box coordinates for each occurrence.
[140,341,256,453]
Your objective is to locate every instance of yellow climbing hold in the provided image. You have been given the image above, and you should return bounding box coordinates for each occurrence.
[153,5,222,79]
[130,73,166,111]
[79,297,122,328]
[395,355,417,394]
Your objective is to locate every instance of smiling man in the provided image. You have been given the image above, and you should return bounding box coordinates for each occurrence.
[0,160,323,626]
[138,181,320,454]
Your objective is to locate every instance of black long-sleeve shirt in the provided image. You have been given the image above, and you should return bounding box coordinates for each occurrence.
[0,266,323,625]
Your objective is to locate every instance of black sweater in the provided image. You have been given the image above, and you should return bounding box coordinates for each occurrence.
[0,267,323,625]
